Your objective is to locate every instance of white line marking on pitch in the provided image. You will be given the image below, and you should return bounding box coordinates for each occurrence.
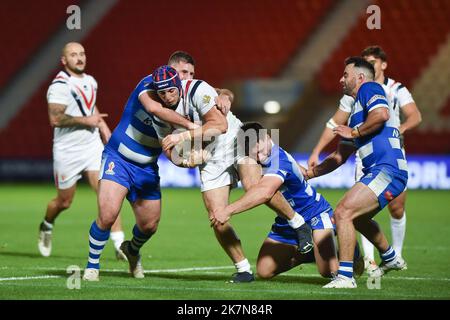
[0,275,61,282]
[2,265,450,282]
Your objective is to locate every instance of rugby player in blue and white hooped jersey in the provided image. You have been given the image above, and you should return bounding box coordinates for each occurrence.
[304,57,408,288]
[82,70,198,281]
[308,46,421,273]
[211,122,343,280]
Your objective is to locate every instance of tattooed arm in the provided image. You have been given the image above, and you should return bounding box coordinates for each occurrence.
[48,103,108,129]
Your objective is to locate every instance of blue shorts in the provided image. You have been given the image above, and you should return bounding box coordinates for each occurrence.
[359,167,407,210]
[268,208,335,246]
[99,150,161,203]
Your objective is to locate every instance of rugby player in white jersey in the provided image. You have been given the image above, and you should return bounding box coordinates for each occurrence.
[39,42,126,260]
[308,46,421,272]
[153,65,314,283]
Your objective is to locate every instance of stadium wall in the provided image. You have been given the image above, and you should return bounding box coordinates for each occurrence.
[1,154,449,190]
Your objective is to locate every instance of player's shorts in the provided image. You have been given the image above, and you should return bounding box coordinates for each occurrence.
[355,152,408,192]
[359,166,408,210]
[199,137,243,192]
[99,150,161,202]
[53,138,103,190]
[267,208,334,246]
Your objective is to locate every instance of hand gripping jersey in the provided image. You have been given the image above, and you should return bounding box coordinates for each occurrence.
[47,70,101,151]
[105,75,171,167]
[348,82,408,177]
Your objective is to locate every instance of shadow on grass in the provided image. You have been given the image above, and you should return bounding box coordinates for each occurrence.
[146,272,327,285]
[0,251,71,259]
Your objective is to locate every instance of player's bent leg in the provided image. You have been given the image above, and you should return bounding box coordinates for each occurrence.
[256,238,310,279]
[203,186,254,283]
[38,185,77,257]
[120,198,161,279]
[388,191,407,257]
[85,170,126,260]
[83,180,127,281]
[312,229,338,278]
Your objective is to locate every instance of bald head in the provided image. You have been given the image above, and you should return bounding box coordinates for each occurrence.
[61,42,86,76]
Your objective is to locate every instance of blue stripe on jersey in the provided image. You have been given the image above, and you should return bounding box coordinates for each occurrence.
[71,90,87,116]
[350,82,408,175]
[51,81,67,85]
[105,75,163,168]
[262,145,331,223]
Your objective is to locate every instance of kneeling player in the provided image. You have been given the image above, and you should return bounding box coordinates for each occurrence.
[211,122,362,280]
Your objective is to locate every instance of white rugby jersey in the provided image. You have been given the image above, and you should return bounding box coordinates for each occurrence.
[162,79,242,160]
[339,77,414,128]
[47,70,101,151]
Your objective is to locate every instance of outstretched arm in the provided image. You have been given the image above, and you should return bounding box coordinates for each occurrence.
[308,108,350,168]
[211,176,282,226]
[304,141,356,180]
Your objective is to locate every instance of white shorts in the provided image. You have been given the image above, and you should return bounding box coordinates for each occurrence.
[199,138,244,192]
[53,139,104,189]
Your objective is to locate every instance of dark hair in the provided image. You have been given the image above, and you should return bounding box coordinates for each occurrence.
[361,45,387,62]
[168,51,195,66]
[344,56,375,79]
[238,122,268,158]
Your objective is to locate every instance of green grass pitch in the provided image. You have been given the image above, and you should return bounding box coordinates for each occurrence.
[0,183,449,300]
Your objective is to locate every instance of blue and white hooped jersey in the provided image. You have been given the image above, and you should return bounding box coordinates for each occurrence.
[105,75,171,167]
[349,82,408,176]
[262,144,332,223]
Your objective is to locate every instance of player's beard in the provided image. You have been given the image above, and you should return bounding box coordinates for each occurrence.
[342,78,355,96]
[68,62,85,75]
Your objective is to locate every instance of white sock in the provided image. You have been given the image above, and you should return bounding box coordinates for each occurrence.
[287,213,305,229]
[110,231,125,250]
[235,258,252,273]
[361,234,375,261]
[390,213,406,257]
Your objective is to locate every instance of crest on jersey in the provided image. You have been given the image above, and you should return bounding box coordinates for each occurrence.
[202,95,211,104]
[105,162,115,175]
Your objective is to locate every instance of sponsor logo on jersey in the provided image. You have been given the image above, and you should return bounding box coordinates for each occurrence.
[310,216,319,227]
[105,162,115,175]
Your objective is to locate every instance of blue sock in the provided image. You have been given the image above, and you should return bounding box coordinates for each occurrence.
[128,224,153,256]
[86,221,110,269]
[380,246,396,263]
[338,261,353,279]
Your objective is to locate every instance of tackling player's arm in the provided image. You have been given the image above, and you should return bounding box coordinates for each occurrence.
[48,103,108,129]
[308,108,350,168]
[212,176,282,225]
[94,106,112,144]
[334,107,389,139]
[139,91,197,130]
[162,105,227,151]
[399,102,422,135]
[304,140,356,180]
